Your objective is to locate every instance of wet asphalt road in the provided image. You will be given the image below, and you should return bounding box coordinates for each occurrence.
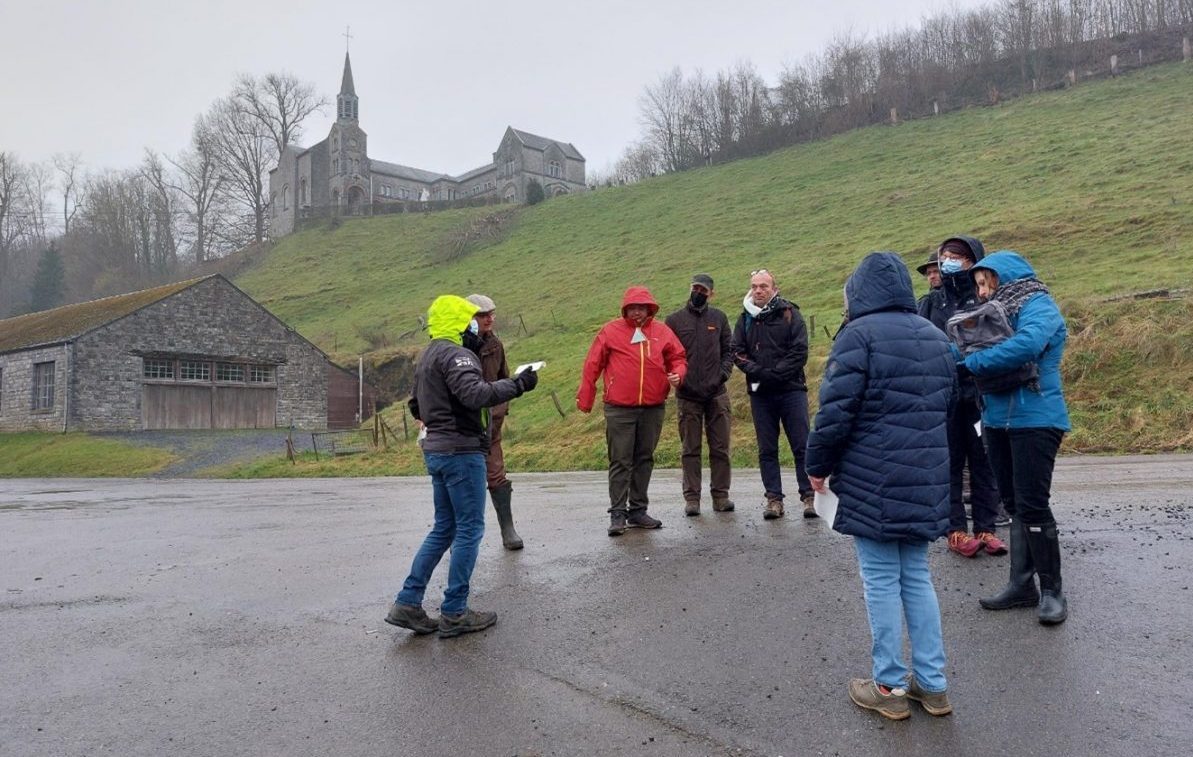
[1,455,1191,757]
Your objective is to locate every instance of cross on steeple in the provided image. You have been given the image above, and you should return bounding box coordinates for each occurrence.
[342,26,353,53]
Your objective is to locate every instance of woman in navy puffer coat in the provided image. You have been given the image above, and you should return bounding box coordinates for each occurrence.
[806,252,957,720]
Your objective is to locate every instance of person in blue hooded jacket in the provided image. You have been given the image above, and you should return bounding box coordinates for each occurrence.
[961,251,1071,626]
[806,252,956,721]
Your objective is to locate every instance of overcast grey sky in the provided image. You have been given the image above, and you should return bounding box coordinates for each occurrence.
[1,0,987,178]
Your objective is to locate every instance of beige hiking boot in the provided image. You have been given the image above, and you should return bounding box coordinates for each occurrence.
[763,498,784,520]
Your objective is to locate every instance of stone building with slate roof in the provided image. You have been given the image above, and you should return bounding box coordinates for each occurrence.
[0,275,370,432]
[268,52,587,236]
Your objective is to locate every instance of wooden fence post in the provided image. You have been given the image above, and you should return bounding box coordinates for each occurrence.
[889,107,898,125]
[1184,36,1191,62]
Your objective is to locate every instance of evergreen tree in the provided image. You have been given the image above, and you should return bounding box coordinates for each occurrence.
[30,243,65,312]
[526,179,545,205]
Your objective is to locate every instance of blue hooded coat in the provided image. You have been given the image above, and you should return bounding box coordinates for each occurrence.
[963,251,1071,431]
[806,252,954,543]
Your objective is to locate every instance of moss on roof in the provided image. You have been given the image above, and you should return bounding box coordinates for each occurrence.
[0,276,211,354]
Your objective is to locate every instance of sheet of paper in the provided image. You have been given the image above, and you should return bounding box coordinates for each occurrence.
[514,361,545,376]
[814,484,839,526]
[630,328,647,344]
[750,382,761,392]
[974,420,982,436]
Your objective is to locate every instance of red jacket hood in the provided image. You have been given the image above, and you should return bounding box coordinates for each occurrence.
[620,286,659,320]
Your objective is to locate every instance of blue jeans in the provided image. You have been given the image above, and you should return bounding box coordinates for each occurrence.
[749,390,812,501]
[853,537,948,693]
[396,452,487,615]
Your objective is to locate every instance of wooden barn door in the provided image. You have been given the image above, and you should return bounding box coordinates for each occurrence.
[143,385,214,429]
[212,387,277,429]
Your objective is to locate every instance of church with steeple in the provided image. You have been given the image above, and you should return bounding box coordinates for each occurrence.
[268,52,587,237]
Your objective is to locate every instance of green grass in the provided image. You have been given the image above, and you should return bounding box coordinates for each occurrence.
[211,63,1193,475]
[0,433,177,477]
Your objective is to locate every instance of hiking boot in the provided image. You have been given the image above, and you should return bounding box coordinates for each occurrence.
[627,510,662,529]
[906,677,953,716]
[763,498,784,520]
[712,498,735,512]
[684,500,701,517]
[976,531,1008,556]
[848,678,910,721]
[994,503,1013,527]
[801,494,819,519]
[438,608,498,638]
[384,602,438,635]
[947,530,982,558]
[608,511,628,536]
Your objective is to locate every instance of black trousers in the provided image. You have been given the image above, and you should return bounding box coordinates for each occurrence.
[948,398,1001,533]
[983,427,1064,527]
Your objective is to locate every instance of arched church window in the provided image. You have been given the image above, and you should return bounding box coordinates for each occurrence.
[282,185,290,210]
[300,179,308,205]
[548,160,562,178]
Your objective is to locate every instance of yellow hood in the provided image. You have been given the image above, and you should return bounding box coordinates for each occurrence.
[426,295,480,345]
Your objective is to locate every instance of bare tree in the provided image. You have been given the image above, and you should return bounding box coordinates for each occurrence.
[53,152,83,236]
[0,151,26,280]
[206,96,274,245]
[231,72,327,155]
[169,116,224,263]
[140,150,180,276]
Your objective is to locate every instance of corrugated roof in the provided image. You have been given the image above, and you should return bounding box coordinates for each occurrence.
[370,159,449,184]
[509,128,585,161]
[0,276,210,354]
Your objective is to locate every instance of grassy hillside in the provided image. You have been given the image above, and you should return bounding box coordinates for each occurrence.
[232,63,1193,477]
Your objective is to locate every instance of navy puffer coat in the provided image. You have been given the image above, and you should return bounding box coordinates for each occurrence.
[806,252,955,543]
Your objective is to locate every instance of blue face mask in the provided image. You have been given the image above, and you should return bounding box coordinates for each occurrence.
[940,258,965,275]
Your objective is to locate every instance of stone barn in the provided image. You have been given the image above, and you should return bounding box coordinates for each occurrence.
[0,275,373,432]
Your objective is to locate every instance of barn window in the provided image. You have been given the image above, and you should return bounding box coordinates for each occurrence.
[33,361,55,411]
[179,360,211,382]
[216,363,245,382]
[249,365,275,383]
[143,358,175,380]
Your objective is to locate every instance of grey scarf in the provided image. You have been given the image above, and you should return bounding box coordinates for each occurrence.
[991,277,1049,316]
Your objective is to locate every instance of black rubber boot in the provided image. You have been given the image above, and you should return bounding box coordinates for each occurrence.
[490,483,523,550]
[1024,521,1068,625]
[979,518,1039,610]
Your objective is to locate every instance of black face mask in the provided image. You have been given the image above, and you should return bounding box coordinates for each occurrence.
[689,291,709,308]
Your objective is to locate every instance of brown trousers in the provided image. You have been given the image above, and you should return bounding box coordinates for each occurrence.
[677,393,732,503]
[604,404,665,513]
[485,413,509,491]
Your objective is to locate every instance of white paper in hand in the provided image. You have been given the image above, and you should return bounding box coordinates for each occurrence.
[514,361,545,376]
[814,481,839,527]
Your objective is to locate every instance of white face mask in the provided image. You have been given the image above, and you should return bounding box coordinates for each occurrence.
[467,319,479,335]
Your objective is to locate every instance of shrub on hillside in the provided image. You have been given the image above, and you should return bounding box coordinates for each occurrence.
[526,179,545,205]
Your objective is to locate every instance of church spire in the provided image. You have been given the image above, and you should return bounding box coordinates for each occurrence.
[337,50,359,122]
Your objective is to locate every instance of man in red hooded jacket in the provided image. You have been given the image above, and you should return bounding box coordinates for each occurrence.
[577,286,688,536]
